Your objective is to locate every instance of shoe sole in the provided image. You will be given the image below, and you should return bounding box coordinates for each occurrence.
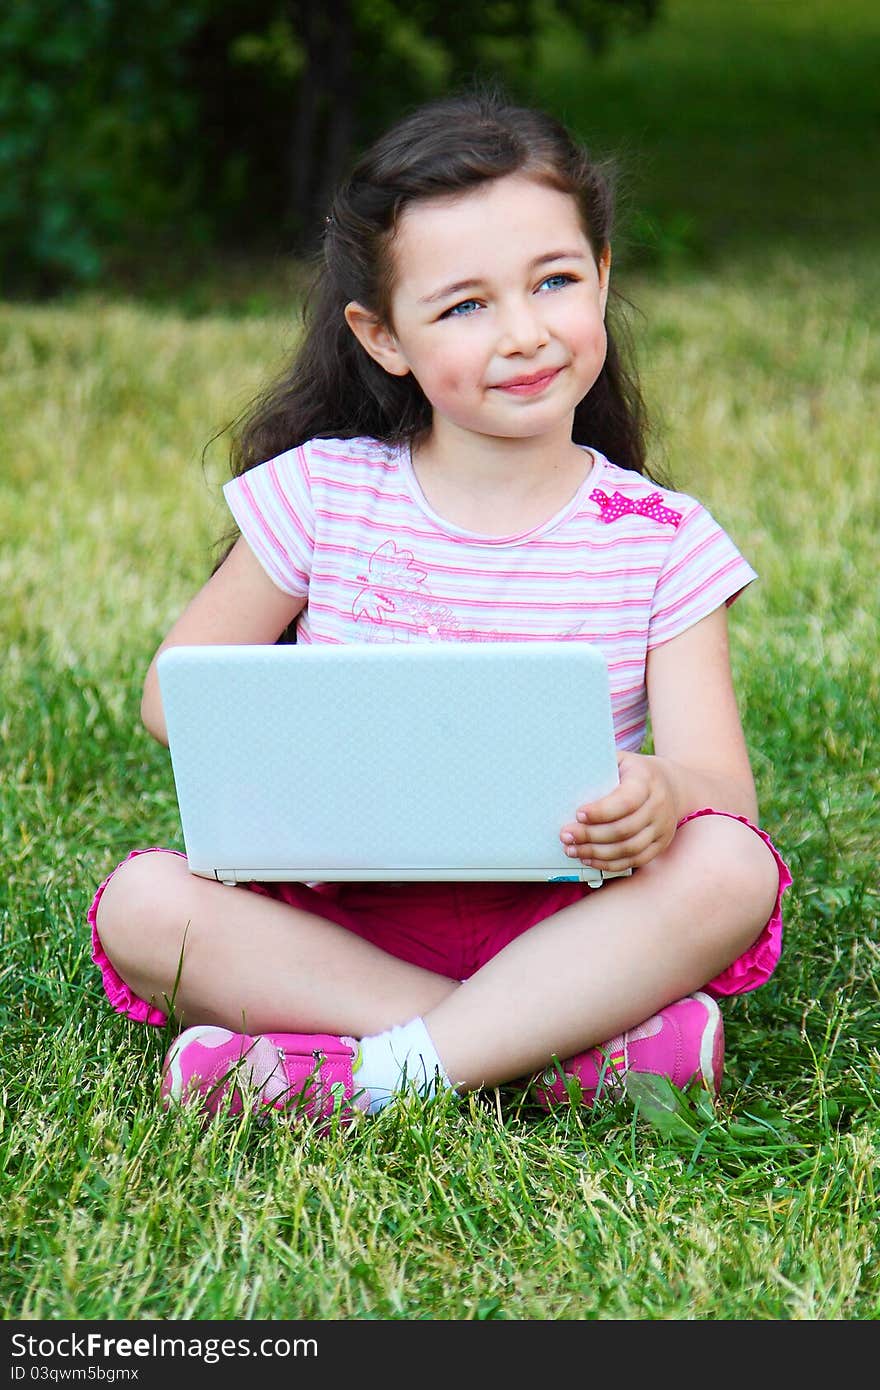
[691,990,724,1094]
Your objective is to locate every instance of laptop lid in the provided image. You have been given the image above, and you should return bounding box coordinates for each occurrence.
[157,641,627,888]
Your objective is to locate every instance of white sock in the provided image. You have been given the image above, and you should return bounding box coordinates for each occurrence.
[354,1016,454,1115]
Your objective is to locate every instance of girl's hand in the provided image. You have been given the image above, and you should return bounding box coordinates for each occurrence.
[559,607,763,871]
[559,751,680,872]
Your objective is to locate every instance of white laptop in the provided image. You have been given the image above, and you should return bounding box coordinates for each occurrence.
[156,640,630,889]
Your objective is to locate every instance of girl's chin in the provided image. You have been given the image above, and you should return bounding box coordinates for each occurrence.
[431,410,576,443]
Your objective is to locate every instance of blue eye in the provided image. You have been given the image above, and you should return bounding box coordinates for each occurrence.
[539,273,574,292]
[441,299,480,318]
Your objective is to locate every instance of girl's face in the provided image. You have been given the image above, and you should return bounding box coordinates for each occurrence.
[346,174,611,447]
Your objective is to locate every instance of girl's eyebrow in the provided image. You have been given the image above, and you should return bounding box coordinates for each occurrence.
[418,249,588,304]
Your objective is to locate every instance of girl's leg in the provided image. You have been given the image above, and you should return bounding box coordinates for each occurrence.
[95,850,459,1036]
[98,815,783,1119]
[422,812,781,1090]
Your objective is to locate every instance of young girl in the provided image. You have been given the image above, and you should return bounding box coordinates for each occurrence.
[90,91,791,1125]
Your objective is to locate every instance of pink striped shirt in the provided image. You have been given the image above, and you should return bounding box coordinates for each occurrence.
[223,438,756,749]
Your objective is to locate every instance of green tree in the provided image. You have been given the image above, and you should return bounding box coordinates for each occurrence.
[231,0,662,249]
[0,0,207,293]
[0,0,661,293]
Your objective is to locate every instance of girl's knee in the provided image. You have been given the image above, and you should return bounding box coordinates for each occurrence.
[95,849,189,952]
[679,813,782,928]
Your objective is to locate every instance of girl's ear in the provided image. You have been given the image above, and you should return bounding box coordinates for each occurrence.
[344,303,411,377]
[598,244,612,318]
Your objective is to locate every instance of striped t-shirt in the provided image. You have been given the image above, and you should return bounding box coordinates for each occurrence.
[223,437,756,750]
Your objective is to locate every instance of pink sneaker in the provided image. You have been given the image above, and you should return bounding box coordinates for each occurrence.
[160,1025,370,1125]
[533,992,724,1110]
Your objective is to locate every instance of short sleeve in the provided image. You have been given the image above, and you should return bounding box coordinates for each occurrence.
[222,446,315,597]
[648,504,757,649]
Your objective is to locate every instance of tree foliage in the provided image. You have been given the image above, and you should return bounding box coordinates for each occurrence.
[1,0,661,294]
[0,0,206,292]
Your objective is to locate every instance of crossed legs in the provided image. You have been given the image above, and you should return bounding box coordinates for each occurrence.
[95,813,780,1091]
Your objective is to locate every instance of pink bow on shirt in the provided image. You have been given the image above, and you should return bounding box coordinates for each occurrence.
[590,488,682,529]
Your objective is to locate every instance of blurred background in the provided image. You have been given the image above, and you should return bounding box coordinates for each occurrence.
[2,10,879,1320]
[3,0,878,303]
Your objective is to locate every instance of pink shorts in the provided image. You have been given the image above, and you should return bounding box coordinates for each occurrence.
[88,809,792,1028]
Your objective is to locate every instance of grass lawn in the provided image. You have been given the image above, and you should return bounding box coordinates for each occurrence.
[1,0,878,1324]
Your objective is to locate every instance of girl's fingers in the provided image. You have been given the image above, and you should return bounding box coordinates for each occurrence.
[563,823,659,864]
[561,802,653,846]
[576,785,643,825]
[578,809,653,845]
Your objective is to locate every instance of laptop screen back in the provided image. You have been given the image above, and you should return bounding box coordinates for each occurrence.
[157,641,621,886]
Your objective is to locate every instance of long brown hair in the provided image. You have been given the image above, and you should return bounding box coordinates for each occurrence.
[228,88,652,482]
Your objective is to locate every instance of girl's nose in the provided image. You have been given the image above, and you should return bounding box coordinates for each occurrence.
[496,300,548,356]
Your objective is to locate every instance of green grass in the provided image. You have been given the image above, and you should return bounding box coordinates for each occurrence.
[530,0,880,268]
[3,0,880,1324]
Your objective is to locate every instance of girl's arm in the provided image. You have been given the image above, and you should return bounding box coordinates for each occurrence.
[646,603,758,818]
[141,536,306,746]
[560,605,759,872]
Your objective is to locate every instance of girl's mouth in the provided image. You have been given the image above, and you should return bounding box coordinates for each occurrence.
[492,367,562,396]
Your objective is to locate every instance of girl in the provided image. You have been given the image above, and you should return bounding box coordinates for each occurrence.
[90,91,791,1125]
